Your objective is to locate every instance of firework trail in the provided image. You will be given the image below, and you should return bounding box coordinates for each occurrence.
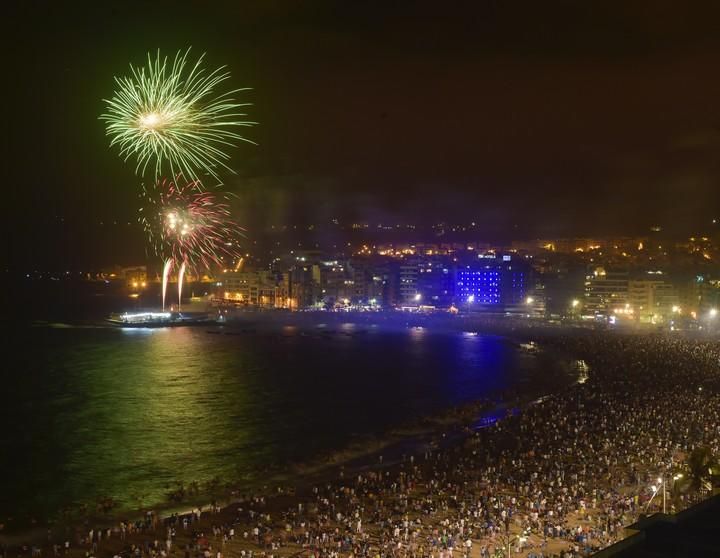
[161,259,173,311]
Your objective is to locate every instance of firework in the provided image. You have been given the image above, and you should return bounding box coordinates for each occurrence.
[101,48,255,185]
[140,176,244,271]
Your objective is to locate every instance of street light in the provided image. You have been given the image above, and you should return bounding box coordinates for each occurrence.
[672,473,683,507]
[645,483,659,513]
[658,477,667,513]
[648,473,683,514]
[661,474,684,513]
[571,299,580,308]
[414,293,422,302]
[525,296,534,305]
[504,534,527,558]
[710,308,718,319]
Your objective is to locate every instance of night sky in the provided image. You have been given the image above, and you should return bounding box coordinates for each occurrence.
[7,1,720,267]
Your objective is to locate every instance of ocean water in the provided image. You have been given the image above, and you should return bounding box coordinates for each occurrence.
[1,311,568,527]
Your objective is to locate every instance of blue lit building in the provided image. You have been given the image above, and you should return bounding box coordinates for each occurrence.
[457,268,501,304]
[456,255,529,310]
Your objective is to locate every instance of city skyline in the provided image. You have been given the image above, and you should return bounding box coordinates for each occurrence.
[7,214,718,270]
[12,230,719,322]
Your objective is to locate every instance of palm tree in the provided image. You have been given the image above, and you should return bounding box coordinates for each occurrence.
[674,446,719,504]
[687,447,717,492]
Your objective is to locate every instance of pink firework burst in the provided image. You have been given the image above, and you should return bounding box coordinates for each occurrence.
[140,176,244,271]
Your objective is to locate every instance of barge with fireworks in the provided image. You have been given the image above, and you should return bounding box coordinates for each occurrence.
[106,311,217,328]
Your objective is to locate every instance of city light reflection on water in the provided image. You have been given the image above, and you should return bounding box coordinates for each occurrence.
[120,327,163,334]
[1,325,571,525]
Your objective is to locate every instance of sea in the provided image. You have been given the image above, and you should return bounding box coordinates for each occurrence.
[0,281,574,528]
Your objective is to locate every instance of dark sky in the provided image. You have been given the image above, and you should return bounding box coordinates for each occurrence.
[6,0,720,266]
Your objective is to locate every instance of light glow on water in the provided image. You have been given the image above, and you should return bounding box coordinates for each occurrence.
[3,326,573,526]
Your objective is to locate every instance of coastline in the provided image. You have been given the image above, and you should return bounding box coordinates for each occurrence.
[0,326,577,544]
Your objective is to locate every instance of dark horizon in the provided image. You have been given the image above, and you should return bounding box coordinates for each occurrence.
[6,0,720,268]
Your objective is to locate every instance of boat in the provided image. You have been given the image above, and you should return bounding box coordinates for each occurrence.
[518,341,540,353]
[106,311,217,328]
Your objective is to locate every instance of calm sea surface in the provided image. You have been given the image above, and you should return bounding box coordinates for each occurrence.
[1,305,570,526]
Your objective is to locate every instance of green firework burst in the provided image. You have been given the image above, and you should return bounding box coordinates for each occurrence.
[101,48,255,186]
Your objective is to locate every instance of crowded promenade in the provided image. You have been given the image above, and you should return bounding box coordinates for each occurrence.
[2,331,719,558]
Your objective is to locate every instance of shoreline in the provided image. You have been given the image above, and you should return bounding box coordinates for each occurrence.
[0,334,576,544]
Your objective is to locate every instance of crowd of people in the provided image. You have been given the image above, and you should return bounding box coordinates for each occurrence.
[2,332,719,558]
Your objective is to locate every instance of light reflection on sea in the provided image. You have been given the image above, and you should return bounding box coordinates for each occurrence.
[1,324,568,525]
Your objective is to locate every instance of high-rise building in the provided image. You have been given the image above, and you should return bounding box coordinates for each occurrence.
[677,275,720,315]
[584,267,629,317]
[398,257,421,305]
[628,278,678,322]
[456,255,529,311]
[456,267,500,305]
[290,265,321,308]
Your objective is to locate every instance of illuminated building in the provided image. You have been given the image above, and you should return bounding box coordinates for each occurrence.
[318,260,347,303]
[122,266,148,289]
[677,274,720,315]
[347,259,392,306]
[628,278,678,322]
[584,267,629,317]
[224,269,287,308]
[97,265,148,286]
[456,255,529,311]
[289,265,321,309]
[457,268,500,304]
[399,258,421,304]
[417,259,454,307]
